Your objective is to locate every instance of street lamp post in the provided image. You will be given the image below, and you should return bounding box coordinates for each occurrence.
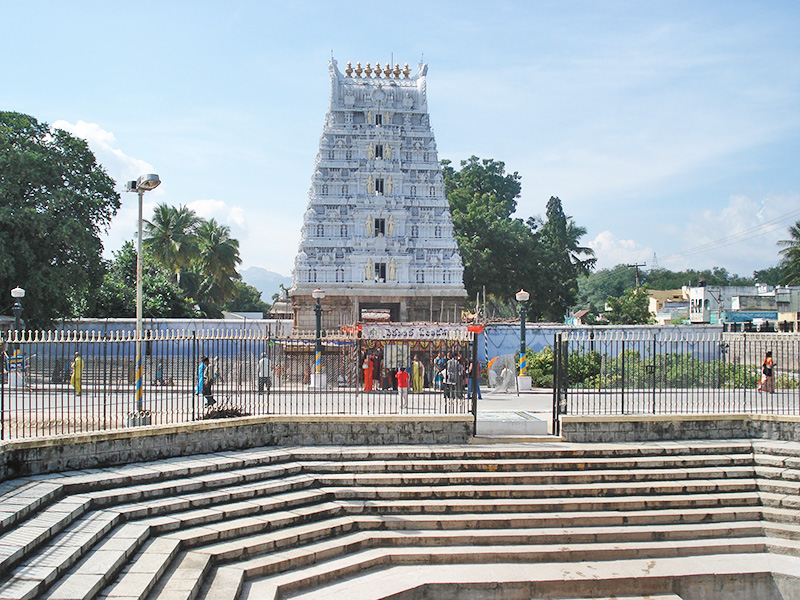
[126,174,161,411]
[10,288,24,347]
[515,289,531,391]
[9,287,25,389]
[311,289,326,389]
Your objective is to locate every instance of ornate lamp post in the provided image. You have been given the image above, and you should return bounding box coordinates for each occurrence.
[311,289,326,389]
[515,289,531,391]
[8,287,25,389]
[10,288,24,346]
[126,174,161,411]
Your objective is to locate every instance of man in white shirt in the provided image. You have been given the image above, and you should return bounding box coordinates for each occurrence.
[257,352,271,396]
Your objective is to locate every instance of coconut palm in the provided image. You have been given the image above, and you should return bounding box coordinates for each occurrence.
[194,218,242,308]
[143,204,200,285]
[565,219,597,275]
[779,221,800,284]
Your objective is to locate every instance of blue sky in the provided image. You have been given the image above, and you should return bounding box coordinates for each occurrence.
[4,1,800,278]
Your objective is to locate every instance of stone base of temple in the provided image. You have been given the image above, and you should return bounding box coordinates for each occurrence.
[290,289,467,330]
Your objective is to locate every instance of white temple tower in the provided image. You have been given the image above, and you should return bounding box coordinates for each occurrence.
[290,59,467,328]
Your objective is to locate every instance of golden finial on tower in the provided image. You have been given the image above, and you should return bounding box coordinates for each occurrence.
[384,62,391,77]
[345,61,353,77]
[403,63,411,78]
[355,61,363,77]
[393,63,401,78]
[364,62,373,77]
[375,60,382,77]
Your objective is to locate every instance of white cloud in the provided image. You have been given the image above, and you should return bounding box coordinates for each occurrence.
[664,193,800,273]
[51,120,154,185]
[589,231,652,270]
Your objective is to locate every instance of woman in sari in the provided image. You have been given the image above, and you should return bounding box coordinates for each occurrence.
[411,355,425,393]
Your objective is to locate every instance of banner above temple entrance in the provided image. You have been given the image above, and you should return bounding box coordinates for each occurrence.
[361,323,472,341]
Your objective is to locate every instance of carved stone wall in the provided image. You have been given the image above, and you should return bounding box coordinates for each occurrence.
[290,60,467,328]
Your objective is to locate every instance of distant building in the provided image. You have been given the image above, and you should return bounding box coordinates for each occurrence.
[290,59,467,330]
[686,283,800,331]
[648,289,689,324]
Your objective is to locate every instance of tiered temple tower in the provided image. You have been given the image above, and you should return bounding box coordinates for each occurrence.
[290,59,467,329]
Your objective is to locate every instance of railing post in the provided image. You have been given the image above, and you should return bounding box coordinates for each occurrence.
[1,334,5,441]
[471,330,479,436]
[621,339,626,415]
[552,333,562,435]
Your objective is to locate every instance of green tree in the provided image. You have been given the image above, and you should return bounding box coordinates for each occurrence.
[538,196,596,321]
[87,241,197,318]
[605,286,654,325]
[190,218,242,316]
[143,203,200,285]
[753,265,785,285]
[0,111,120,327]
[577,265,637,315]
[222,280,271,315]
[778,221,800,284]
[442,156,541,308]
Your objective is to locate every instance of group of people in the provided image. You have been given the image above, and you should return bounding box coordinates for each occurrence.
[360,350,481,405]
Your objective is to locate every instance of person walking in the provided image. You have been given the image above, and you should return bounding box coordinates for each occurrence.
[257,352,272,396]
[396,366,410,412]
[197,356,216,406]
[70,352,84,397]
[758,350,775,393]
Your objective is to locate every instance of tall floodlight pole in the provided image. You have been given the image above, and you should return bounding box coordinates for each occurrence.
[515,289,530,377]
[126,174,161,411]
[312,289,326,388]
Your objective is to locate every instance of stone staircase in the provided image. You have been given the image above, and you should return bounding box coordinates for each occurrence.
[0,441,798,600]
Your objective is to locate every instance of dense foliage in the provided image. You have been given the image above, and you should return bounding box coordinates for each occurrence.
[145,205,247,317]
[0,111,120,327]
[522,345,783,390]
[604,286,654,325]
[86,242,197,318]
[443,156,595,322]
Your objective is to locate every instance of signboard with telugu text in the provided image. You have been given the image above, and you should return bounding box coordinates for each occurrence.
[361,324,472,341]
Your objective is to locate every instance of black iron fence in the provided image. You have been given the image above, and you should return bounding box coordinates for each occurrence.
[553,330,800,425]
[0,329,474,440]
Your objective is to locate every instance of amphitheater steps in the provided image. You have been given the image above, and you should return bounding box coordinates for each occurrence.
[1,441,799,600]
[37,489,333,600]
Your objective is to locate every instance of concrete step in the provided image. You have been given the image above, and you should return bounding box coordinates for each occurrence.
[42,488,329,600]
[321,477,759,501]
[246,537,773,599]
[96,536,181,600]
[0,480,63,535]
[0,511,119,600]
[148,551,211,600]
[267,553,800,600]
[334,491,763,514]
[40,522,150,600]
[0,495,92,577]
[304,453,755,473]
[209,521,767,580]
[310,466,755,487]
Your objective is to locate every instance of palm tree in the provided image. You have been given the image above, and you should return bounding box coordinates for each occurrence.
[565,219,597,275]
[194,218,242,308]
[143,204,200,285]
[779,221,800,284]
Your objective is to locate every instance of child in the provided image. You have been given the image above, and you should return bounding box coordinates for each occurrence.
[396,366,410,412]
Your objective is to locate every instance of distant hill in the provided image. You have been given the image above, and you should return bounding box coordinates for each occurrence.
[240,267,292,303]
